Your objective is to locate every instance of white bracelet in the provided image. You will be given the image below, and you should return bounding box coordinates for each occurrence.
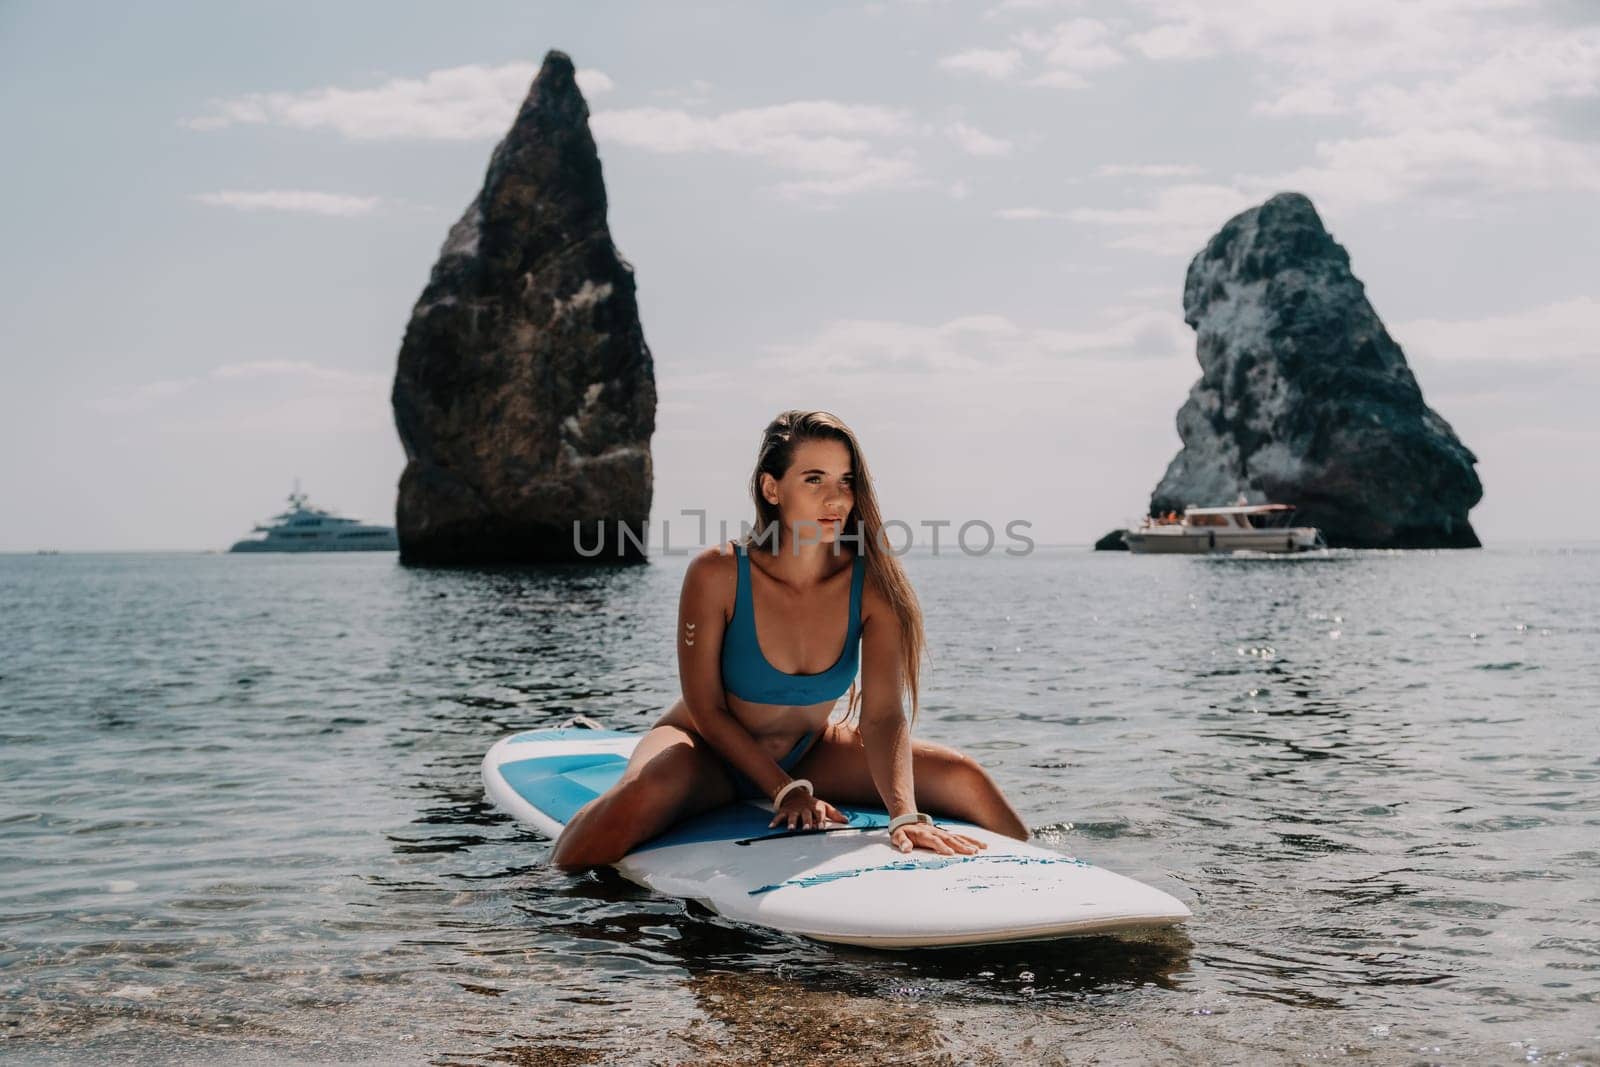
[887,812,933,833]
[772,778,814,808]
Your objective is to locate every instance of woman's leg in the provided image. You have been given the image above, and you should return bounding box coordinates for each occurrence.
[550,721,735,870]
[795,721,1030,840]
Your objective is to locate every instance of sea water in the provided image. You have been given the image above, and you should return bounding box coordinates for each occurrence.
[1,546,1596,1064]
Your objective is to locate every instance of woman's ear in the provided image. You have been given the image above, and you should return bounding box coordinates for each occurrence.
[760,472,779,506]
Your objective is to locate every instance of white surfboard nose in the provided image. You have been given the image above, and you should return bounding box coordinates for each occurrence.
[715,838,1191,948]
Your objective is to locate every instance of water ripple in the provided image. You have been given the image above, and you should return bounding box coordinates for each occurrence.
[2,547,1597,1062]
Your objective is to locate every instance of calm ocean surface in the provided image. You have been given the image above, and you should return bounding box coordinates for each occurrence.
[2,546,1597,1065]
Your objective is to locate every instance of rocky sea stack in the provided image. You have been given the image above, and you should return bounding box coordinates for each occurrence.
[1140,192,1481,549]
[392,51,656,565]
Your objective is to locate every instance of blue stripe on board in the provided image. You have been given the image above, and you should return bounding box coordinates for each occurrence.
[497,753,627,825]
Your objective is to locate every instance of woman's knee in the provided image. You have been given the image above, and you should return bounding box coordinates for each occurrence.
[953,756,1028,840]
[915,742,989,787]
[556,806,617,870]
[551,749,706,870]
[552,786,645,870]
[551,794,629,870]
[944,750,1002,799]
[919,747,1026,834]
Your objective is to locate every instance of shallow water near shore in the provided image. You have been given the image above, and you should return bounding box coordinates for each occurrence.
[2,545,1597,1064]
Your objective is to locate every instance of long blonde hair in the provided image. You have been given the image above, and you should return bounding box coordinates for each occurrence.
[738,410,926,727]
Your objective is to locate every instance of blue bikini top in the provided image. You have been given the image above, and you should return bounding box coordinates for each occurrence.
[720,541,865,705]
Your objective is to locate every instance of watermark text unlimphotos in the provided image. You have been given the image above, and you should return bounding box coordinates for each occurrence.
[573,512,1035,558]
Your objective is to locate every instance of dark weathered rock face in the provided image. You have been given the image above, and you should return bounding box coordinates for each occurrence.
[1150,192,1481,548]
[392,51,655,564]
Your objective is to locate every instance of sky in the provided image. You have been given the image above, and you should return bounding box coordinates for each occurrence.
[2,0,1597,551]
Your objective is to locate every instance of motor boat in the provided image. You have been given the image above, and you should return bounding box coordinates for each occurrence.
[229,483,398,552]
[1123,503,1324,555]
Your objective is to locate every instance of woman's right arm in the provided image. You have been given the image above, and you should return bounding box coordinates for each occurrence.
[676,547,790,801]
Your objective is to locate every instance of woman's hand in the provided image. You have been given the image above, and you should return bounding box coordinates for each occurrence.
[769,790,846,832]
[891,822,988,856]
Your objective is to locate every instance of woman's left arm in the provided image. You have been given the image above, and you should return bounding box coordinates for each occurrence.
[857,583,984,856]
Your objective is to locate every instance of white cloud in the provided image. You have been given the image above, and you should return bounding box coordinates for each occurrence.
[760,308,1191,377]
[1394,297,1600,366]
[773,156,923,200]
[950,1,1598,250]
[946,121,1013,157]
[1123,284,1176,301]
[1027,70,1092,89]
[1014,18,1125,72]
[937,48,1024,79]
[1040,7,1600,249]
[1252,79,1345,118]
[88,377,203,414]
[592,100,913,156]
[190,62,949,204]
[183,62,612,140]
[652,78,713,106]
[193,190,382,216]
[985,0,1085,16]
[1122,14,1211,62]
[1124,3,1600,205]
[1095,162,1205,178]
[1123,0,1517,68]
[1260,126,1600,216]
[1064,182,1261,254]
[940,16,1124,87]
[1119,0,1599,127]
[592,101,924,200]
[574,70,615,97]
[994,206,1072,220]
[210,360,387,387]
[90,361,387,417]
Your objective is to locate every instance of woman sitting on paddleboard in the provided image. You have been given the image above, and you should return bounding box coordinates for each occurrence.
[552,410,1029,869]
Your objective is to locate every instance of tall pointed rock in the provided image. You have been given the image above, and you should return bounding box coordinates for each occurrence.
[392,51,655,564]
[1151,193,1481,548]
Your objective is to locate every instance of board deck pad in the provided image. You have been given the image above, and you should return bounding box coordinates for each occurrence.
[483,728,1191,949]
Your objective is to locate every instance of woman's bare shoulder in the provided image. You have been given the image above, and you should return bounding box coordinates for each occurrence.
[681,541,738,601]
[860,560,893,622]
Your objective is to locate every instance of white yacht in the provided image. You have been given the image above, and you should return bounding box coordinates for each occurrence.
[1123,503,1324,555]
[229,484,398,553]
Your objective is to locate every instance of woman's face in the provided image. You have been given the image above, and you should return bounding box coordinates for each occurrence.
[762,437,855,547]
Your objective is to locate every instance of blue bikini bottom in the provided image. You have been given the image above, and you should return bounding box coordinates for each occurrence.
[725,730,820,800]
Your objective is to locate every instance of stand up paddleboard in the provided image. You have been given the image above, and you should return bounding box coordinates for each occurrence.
[482,727,1191,949]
